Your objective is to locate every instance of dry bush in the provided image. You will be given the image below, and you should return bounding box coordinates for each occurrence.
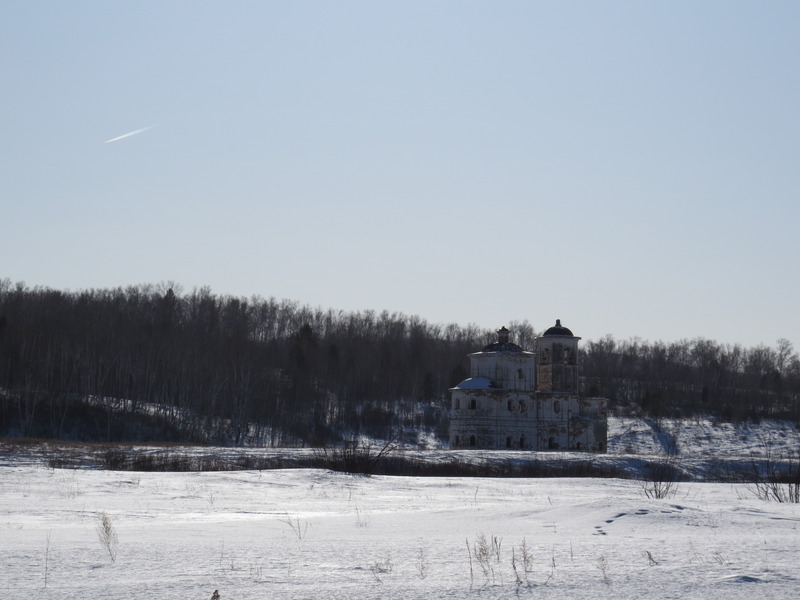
[415,546,429,579]
[312,435,397,476]
[96,512,118,562]
[279,514,308,540]
[639,454,683,499]
[370,557,393,583]
[747,439,800,503]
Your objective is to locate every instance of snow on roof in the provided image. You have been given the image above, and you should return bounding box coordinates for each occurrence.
[452,376,493,390]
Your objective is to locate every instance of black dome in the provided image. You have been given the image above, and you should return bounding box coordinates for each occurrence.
[542,319,574,337]
[482,326,525,352]
[482,340,525,352]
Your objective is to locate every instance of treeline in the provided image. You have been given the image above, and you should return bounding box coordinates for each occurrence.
[583,336,800,422]
[0,280,798,444]
[0,281,502,444]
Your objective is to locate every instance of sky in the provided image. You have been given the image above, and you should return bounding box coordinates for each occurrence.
[3,1,799,350]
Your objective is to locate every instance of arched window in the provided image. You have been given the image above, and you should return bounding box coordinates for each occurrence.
[454,398,460,410]
[506,437,512,448]
[470,398,477,410]
[469,435,476,447]
[507,400,512,411]
[519,435,525,449]
[553,400,561,413]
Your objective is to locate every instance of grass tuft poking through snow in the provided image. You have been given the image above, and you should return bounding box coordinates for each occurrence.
[96,512,118,563]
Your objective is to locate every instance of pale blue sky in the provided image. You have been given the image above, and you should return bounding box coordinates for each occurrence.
[3,1,799,349]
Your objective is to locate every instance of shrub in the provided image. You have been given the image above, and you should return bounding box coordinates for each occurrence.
[312,436,397,476]
[96,512,118,562]
[639,454,683,499]
[747,440,800,503]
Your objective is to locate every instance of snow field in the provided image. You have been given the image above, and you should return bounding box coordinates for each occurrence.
[2,465,798,599]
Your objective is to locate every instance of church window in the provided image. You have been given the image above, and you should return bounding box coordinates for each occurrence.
[517,369,524,379]
[455,398,460,410]
[470,398,477,410]
[553,400,561,413]
[507,400,512,411]
[519,435,525,449]
[469,435,476,447]
[506,437,512,448]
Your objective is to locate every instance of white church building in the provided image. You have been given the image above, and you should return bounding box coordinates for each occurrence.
[449,320,607,452]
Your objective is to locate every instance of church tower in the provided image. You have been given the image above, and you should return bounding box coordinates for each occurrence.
[536,319,580,393]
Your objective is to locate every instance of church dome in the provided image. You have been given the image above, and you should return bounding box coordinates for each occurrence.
[542,319,574,337]
[481,326,525,352]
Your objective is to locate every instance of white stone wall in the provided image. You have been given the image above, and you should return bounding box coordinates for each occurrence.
[450,390,606,451]
[450,389,537,449]
[469,351,535,391]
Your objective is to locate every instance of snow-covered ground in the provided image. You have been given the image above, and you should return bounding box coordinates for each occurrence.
[2,418,798,599]
[607,417,800,457]
[2,467,799,599]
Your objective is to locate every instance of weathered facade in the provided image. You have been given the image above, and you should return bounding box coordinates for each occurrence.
[449,321,607,452]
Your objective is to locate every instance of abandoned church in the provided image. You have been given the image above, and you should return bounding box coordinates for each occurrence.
[449,320,607,452]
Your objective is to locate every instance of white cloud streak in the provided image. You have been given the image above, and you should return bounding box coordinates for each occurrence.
[104,126,153,144]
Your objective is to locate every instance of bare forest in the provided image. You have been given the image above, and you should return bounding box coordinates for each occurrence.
[0,280,797,445]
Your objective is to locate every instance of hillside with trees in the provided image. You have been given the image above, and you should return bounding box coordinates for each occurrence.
[0,280,797,445]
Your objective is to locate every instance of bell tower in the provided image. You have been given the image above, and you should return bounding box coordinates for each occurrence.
[536,319,580,393]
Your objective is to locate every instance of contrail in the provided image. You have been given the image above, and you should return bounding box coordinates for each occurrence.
[104,126,153,144]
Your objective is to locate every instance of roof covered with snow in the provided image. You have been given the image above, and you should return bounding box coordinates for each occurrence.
[451,377,493,390]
